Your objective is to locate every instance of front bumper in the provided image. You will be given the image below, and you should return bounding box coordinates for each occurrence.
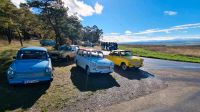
[90,68,113,74]
[8,77,53,85]
[128,62,143,68]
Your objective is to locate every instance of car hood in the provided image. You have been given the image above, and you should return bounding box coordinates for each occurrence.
[90,58,113,65]
[11,60,49,73]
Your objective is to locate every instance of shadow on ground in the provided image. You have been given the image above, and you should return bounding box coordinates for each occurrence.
[70,67,120,92]
[114,66,154,80]
[0,50,50,111]
[52,59,74,67]
[0,78,50,111]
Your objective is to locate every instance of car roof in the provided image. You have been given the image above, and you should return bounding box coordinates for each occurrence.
[112,50,131,52]
[78,48,101,52]
[70,45,78,46]
[20,46,47,51]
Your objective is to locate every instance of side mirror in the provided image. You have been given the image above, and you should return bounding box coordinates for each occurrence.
[13,56,16,59]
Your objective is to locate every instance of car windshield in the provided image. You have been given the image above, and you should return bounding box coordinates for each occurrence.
[17,50,48,60]
[120,51,133,56]
[89,51,104,58]
[58,45,71,51]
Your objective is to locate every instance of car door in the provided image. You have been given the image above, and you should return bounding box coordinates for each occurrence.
[112,51,121,66]
[107,51,115,61]
[80,50,89,69]
[108,51,120,65]
[76,49,83,67]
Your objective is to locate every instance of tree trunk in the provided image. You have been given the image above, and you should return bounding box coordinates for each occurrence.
[5,28,12,44]
[17,31,23,46]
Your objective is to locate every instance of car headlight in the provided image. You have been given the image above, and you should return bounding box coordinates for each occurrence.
[7,67,15,78]
[45,67,52,73]
[90,62,96,67]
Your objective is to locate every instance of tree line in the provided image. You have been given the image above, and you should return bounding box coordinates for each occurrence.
[0,0,103,46]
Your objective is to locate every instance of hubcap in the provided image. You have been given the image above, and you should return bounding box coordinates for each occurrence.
[122,64,127,70]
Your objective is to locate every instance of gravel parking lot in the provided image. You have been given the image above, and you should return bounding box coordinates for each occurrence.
[0,49,167,112]
[60,65,167,112]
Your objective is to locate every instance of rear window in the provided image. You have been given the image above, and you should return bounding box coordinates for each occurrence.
[89,51,104,58]
[17,50,48,60]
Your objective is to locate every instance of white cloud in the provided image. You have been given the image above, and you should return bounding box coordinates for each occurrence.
[101,35,173,42]
[11,0,26,8]
[95,2,103,14]
[134,23,200,35]
[109,32,120,35]
[101,35,200,43]
[125,30,132,35]
[164,11,178,16]
[102,23,200,43]
[11,0,103,20]
[63,0,103,20]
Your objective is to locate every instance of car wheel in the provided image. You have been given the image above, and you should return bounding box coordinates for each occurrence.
[66,56,70,62]
[134,67,140,71]
[86,66,91,76]
[121,63,128,71]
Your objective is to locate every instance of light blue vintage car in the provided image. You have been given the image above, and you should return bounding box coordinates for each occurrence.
[7,46,53,85]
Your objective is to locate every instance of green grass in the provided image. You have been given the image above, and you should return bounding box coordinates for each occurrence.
[119,46,200,63]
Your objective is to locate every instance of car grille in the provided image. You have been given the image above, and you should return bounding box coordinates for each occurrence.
[15,72,46,78]
[130,62,143,66]
[97,66,111,69]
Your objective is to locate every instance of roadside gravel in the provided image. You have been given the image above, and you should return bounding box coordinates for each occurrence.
[61,67,167,112]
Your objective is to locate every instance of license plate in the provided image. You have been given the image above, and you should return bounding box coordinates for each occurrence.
[24,80,39,84]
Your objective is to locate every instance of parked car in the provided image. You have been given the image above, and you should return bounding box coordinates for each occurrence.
[49,45,79,61]
[70,45,80,51]
[75,49,114,75]
[7,46,53,85]
[106,50,144,70]
[101,42,118,51]
[82,41,94,47]
[40,39,55,46]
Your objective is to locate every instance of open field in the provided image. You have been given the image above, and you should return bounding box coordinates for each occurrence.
[0,40,166,111]
[119,45,200,63]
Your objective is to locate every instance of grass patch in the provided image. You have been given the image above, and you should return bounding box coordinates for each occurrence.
[119,45,200,63]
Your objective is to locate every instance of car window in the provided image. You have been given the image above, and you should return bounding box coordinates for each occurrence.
[59,45,71,51]
[82,50,88,57]
[120,51,133,56]
[111,51,120,56]
[77,50,82,56]
[17,50,47,60]
[89,51,104,58]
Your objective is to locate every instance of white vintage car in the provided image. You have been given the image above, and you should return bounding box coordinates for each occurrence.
[75,49,114,75]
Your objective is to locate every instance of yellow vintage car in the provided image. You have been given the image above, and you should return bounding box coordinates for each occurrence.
[106,50,144,70]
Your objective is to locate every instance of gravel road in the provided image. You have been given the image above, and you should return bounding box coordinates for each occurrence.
[99,58,200,112]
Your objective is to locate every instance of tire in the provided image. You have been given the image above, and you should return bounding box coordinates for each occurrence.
[66,56,70,62]
[134,67,140,71]
[121,63,128,71]
[86,66,91,76]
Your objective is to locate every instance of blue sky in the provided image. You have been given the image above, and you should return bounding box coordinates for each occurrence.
[80,0,200,42]
[12,0,200,42]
